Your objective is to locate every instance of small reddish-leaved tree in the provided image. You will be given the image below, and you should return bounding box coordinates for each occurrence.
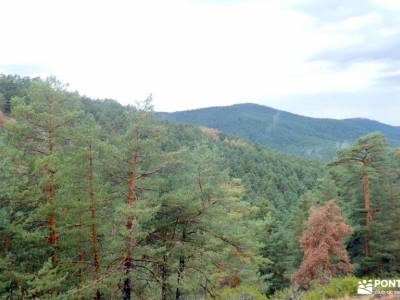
[293,199,352,288]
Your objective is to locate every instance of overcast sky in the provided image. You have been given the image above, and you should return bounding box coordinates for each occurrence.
[1,0,400,125]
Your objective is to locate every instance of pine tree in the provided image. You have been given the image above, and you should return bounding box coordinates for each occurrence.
[329,132,389,273]
[0,74,32,114]
[86,120,102,299]
[293,200,352,289]
[364,148,400,276]
[142,146,266,299]
[0,77,82,297]
[102,98,174,299]
[58,115,107,299]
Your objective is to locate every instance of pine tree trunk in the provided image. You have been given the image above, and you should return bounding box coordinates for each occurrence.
[48,185,58,296]
[47,183,57,266]
[123,153,138,300]
[47,95,57,267]
[0,110,3,128]
[363,171,371,257]
[77,237,85,300]
[175,255,185,300]
[19,287,25,300]
[161,254,169,300]
[127,153,138,205]
[95,290,101,300]
[123,275,131,300]
[362,152,372,258]
[4,234,12,252]
[88,143,101,299]
[175,227,186,300]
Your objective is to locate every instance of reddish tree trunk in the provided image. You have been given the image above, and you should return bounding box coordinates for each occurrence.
[363,171,371,257]
[127,154,138,205]
[362,154,372,258]
[0,110,3,128]
[47,181,57,266]
[46,96,57,267]
[88,143,101,299]
[4,234,12,252]
[123,153,138,300]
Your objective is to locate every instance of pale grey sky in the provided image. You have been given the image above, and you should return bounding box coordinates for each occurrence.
[1,0,400,125]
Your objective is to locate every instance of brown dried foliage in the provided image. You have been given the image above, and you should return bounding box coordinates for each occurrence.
[200,127,220,140]
[230,275,241,288]
[293,200,352,289]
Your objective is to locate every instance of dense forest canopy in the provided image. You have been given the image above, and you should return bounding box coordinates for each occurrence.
[0,75,400,299]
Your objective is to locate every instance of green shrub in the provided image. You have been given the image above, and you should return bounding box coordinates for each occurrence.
[267,288,294,300]
[216,285,267,300]
[301,276,358,300]
[323,277,358,298]
[301,288,324,300]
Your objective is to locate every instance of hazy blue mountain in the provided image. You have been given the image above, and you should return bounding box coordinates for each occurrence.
[157,103,400,159]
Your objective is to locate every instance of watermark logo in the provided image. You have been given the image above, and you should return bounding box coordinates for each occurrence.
[358,280,373,295]
[357,279,400,295]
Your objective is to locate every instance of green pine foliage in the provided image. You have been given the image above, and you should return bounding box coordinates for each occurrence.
[0,75,400,299]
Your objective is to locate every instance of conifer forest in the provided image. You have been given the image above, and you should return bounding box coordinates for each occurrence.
[0,75,399,299]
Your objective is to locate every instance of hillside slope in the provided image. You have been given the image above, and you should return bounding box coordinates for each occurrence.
[158,103,400,159]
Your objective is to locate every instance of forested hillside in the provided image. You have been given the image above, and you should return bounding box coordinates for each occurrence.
[1,75,400,299]
[158,103,400,160]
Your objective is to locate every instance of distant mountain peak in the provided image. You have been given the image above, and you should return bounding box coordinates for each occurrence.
[157,103,400,159]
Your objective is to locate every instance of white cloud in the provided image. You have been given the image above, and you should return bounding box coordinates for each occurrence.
[1,0,400,124]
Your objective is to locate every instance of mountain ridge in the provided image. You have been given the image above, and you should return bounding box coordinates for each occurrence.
[159,103,399,127]
[157,103,400,159]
